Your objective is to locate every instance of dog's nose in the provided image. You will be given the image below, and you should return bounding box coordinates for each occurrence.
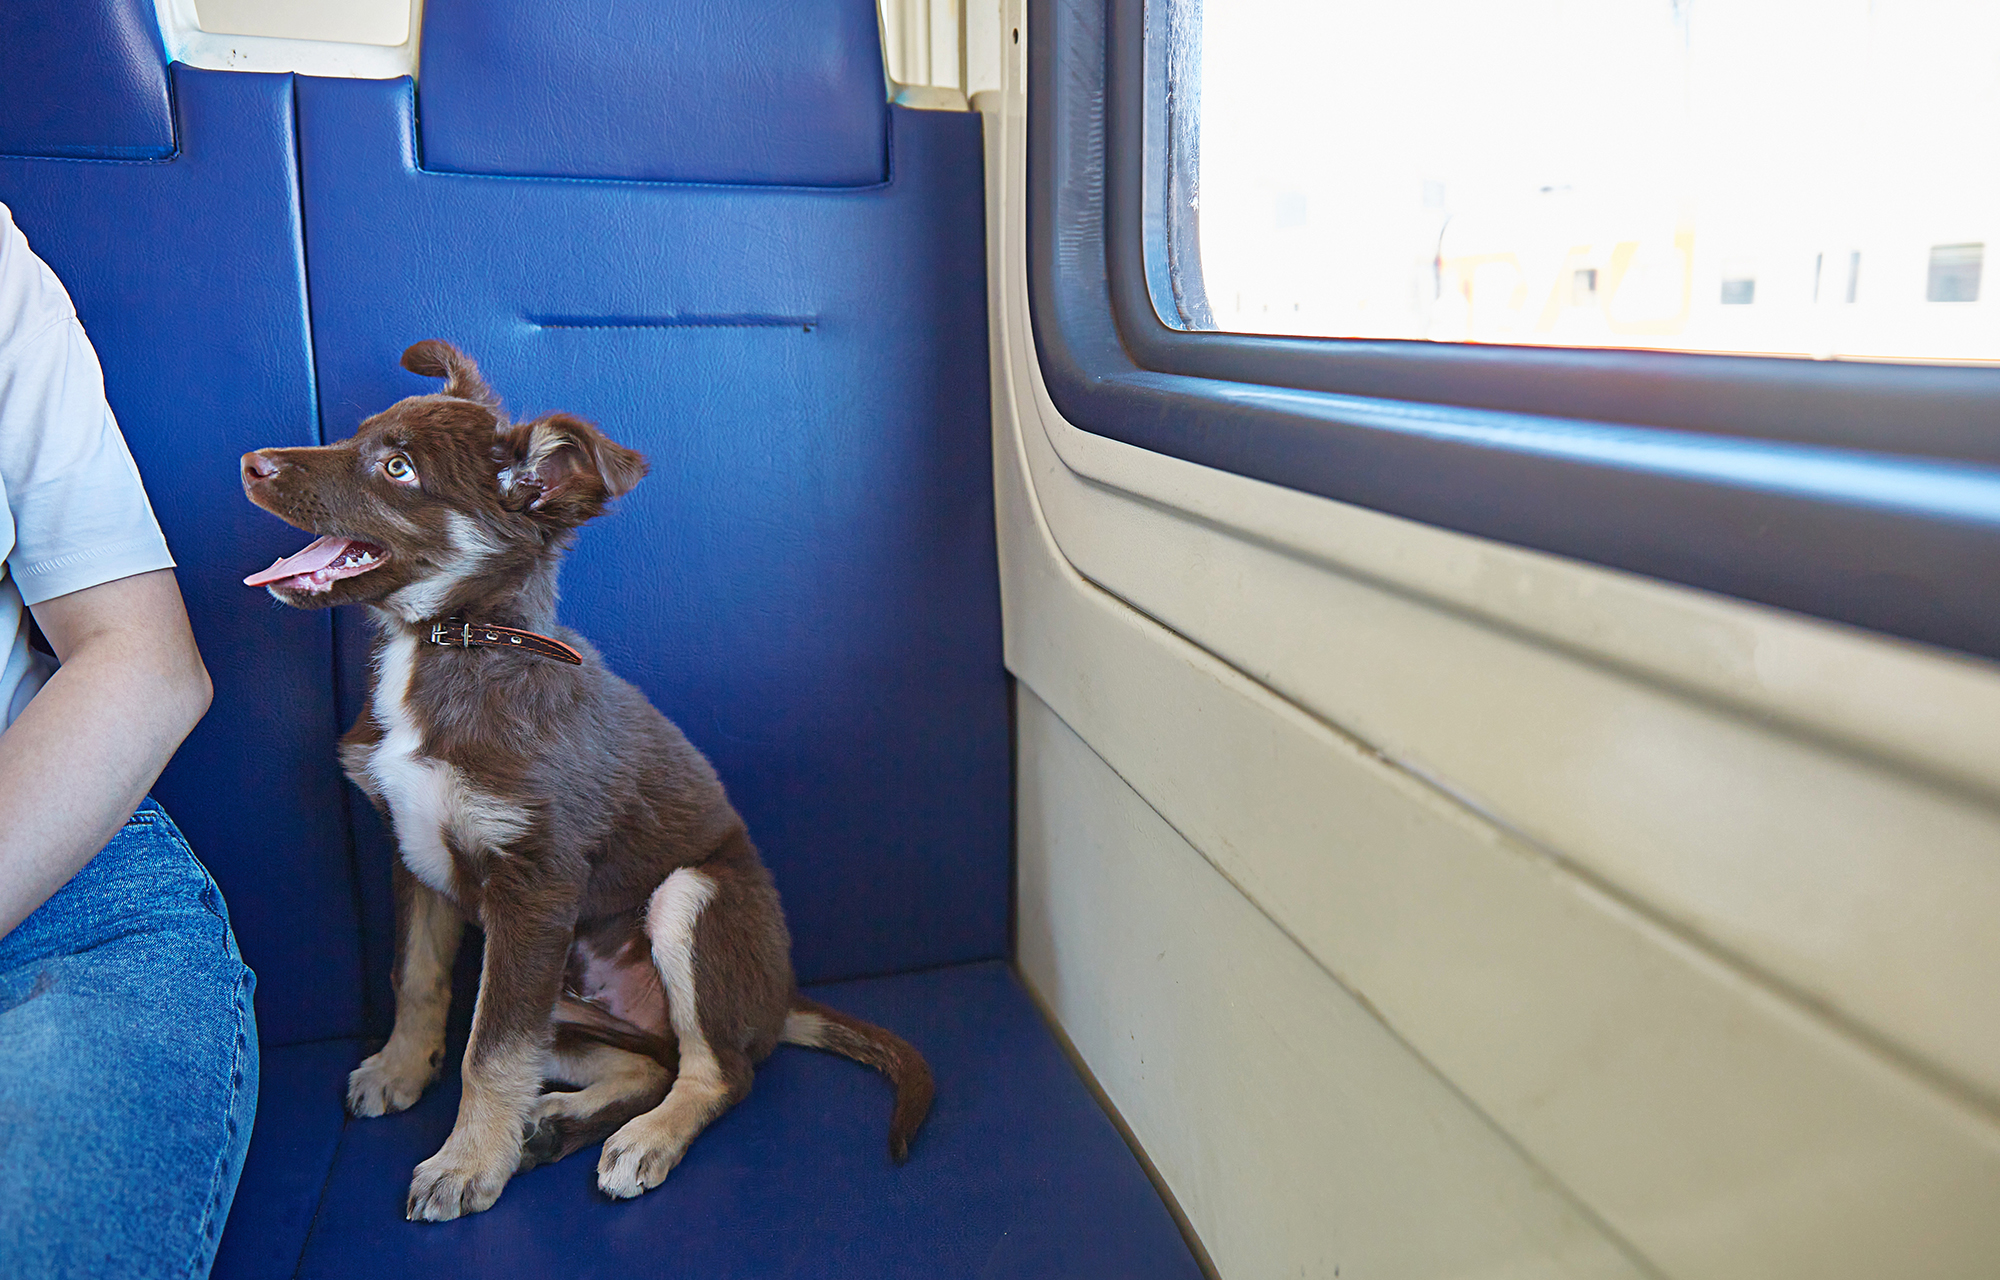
[241,451,282,485]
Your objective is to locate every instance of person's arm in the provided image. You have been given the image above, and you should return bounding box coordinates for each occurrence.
[0,567,211,936]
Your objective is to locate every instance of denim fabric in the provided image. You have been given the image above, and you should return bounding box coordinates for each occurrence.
[0,797,258,1279]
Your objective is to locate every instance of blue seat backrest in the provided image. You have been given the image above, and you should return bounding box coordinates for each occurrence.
[298,0,1007,1003]
[0,0,173,160]
[418,0,889,185]
[0,20,363,1045]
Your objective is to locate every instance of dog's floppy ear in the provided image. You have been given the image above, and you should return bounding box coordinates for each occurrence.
[500,413,648,525]
[401,339,499,408]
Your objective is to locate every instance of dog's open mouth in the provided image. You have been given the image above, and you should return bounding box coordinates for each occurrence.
[243,535,388,594]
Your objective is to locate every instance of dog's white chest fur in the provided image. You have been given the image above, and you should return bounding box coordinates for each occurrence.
[367,630,529,896]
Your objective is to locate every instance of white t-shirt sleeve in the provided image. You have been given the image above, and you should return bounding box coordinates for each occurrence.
[0,207,174,607]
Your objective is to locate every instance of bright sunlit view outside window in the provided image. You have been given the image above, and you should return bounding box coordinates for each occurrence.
[1178,0,2000,364]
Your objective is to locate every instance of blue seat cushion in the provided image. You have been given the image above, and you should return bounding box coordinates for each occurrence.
[214,962,1203,1279]
[0,65,362,1046]
[209,1041,356,1280]
[418,0,888,184]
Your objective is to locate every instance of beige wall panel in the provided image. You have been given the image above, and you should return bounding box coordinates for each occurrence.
[1029,437,2000,1110]
[193,0,409,46]
[992,352,2000,1273]
[152,0,423,77]
[1016,687,1645,1280]
[981,10,2000,1275]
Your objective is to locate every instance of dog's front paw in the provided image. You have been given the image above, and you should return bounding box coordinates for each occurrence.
[347,1045,440,1117]
[596,1115,690,1200]
[406,1147,511,1222]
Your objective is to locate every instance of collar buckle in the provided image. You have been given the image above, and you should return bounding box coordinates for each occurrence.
[427,620,477,649]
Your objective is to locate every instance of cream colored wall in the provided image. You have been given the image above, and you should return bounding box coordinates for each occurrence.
[877,0,1004,97]
[879,0,1004,110]
[192,0,409,47]
[1017,687,1651,1280]
[983,2,2000,1276]
[151,0,422,77]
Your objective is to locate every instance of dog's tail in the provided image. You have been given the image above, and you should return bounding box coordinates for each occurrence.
[552,996,679,1072]
[782,995,934,1164]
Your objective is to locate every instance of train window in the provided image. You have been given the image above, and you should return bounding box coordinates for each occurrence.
[1159,0,2000,366]
[1032,0,2000,668]
[191,0,411,47]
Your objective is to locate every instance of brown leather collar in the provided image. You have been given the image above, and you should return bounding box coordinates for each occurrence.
[424,618,584,665]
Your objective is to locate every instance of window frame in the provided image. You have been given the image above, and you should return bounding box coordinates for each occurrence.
[1026,0,2000,665]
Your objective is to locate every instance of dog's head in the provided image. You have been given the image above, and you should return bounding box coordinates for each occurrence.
[241,339,647,617]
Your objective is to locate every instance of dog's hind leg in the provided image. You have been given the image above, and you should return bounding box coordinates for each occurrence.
[597,842,791,1199]
[349,866,464,1117]
[519,1027,671,1171]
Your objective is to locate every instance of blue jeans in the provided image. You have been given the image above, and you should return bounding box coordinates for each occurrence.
[0,799,258,1279]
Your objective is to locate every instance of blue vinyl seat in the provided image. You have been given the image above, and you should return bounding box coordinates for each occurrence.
[0,2,1203,1275]
[236,963,1203,1279]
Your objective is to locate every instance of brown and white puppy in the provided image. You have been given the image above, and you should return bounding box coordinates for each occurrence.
[240,339,932,1222]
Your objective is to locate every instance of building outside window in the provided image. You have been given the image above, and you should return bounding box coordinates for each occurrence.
[1928,243,1983,303]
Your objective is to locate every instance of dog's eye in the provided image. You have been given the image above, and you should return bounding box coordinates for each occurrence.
[382,455,418,486]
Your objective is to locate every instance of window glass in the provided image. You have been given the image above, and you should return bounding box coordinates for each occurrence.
[1171,0,2000,364]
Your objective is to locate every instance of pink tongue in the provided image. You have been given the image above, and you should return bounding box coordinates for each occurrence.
[244,535,355,587]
